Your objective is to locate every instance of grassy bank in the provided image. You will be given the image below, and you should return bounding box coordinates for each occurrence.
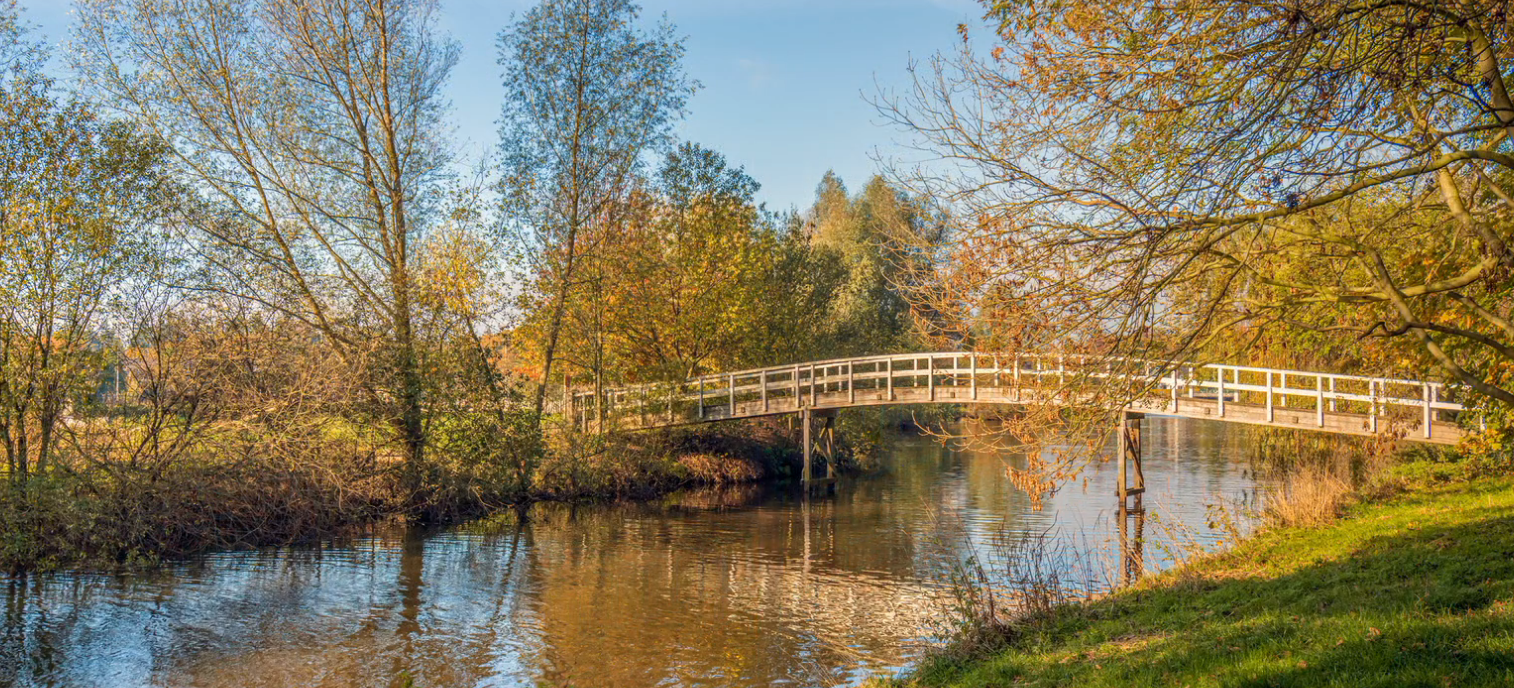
[894,466,1514,687]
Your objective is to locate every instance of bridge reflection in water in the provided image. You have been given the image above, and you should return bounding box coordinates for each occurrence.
[0,418,1263,688]
[1120,494,1148,588]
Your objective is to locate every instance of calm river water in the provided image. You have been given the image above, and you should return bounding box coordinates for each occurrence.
[2,417,1263,688]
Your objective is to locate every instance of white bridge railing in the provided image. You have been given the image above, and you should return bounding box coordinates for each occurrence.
[568,352,1470,444]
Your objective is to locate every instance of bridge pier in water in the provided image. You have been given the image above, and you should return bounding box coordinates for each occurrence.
[1117,411,1147,585]
[801,406,838,494]
[1117,411,1146,502]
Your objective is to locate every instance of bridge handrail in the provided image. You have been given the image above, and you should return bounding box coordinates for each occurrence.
[568,351,1469,441]
[576,352,1459,402]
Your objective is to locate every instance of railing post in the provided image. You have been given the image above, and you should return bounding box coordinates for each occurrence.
[1169,368,1178,412]
[848,362,856,404]
[1217,367,1226,418]
[887,357,894,401]
[1370,379,1379,433]
[1013,353,1021,402]
[1315,374,1325,427]
[811,363,818,406]
[729,373,736,418]
[762,370,769,412]
[1423,383,1433,440]
[1265,370,1274,423]
[698,378,705,419]
[794,364,802,408]
[971,353,978,400]
[928,355,935,401]
[1329,376,1337,412]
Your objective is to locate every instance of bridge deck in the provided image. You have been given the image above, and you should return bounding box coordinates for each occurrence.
[572,352,1471,445]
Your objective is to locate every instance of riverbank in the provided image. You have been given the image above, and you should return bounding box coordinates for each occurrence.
[0,416,876,572]
[888,463,1514,687]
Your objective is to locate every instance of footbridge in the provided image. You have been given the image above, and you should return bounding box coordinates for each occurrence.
[569,352,1472,492]
[572,352,1468,442]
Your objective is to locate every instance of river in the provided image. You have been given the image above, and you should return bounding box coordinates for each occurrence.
[1,416,1264,688]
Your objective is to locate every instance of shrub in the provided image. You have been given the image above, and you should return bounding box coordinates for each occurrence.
[1,440,393,571]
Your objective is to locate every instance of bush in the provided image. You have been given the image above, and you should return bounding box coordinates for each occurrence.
[1,440,393,571]
[420,407,545,522]
[1449,405,1514,478]
[528,418,806,501]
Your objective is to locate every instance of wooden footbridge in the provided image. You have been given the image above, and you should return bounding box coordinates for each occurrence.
[568,352,1471,493]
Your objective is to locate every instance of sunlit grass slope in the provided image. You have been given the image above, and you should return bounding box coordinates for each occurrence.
[898,471,1514,687]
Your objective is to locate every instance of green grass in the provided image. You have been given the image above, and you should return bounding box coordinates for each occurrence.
[897,471,1514,687]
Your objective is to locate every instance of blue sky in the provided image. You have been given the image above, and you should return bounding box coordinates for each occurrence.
[19,0,986,211]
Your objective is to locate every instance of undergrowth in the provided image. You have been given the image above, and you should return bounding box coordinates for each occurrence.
[0,416,847,572]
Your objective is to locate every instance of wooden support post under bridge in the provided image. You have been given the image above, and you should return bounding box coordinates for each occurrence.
[801,407,838,495]
[1118,409,1147,586]
[802,405,811,487]
[1118,411,1145,501]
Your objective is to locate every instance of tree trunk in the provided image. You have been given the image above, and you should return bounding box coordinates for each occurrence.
[393,276,426,497]
[532,217,582,422]
[35,413,52,476]
[15,423,27,484]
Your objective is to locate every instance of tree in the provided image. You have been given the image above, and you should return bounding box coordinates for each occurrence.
[601,143,776,379]
[498,0,694,420]
[76,0,459,491]
[0,4,171,483]
[515,142,803,381]
[801,173,947,355]
[880,0,1514,407]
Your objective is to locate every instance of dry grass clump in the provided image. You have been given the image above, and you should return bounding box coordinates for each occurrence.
[676,452,765,484]
[1265,463,1354,528]
[1250,427,1401,529]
